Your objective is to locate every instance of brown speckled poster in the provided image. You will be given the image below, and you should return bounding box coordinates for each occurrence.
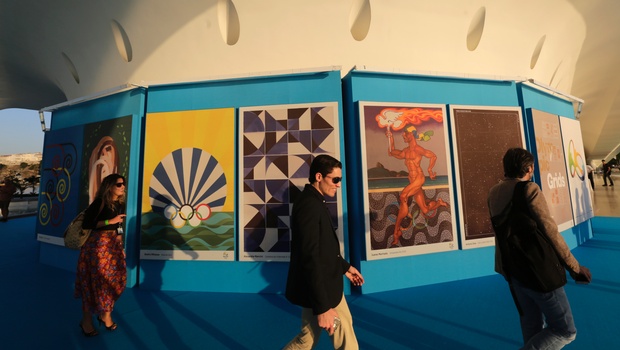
[450,106,525,249]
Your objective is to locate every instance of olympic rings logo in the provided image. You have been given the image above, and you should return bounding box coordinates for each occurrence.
[567,140,585,181]
[164,203,212,228]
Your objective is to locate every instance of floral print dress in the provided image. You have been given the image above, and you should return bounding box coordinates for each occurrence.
[74,199,126,313]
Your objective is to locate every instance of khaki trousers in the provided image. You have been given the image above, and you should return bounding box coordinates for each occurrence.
[283,294,358,350]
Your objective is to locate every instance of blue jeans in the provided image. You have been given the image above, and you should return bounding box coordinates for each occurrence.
[509,279,576,350]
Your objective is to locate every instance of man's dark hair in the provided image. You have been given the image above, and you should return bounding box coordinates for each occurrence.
[308,154,342,183]
[503,148,535,178]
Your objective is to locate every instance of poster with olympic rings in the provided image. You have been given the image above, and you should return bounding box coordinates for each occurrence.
[559,117,594,225]
[140,109,235,261]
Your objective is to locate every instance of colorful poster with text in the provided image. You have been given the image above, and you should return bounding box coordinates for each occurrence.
[529,109,574,231]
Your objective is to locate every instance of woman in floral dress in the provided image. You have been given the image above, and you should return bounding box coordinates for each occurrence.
[75,173,127,336]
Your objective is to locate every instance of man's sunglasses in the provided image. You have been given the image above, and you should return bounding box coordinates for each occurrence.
[326,176,342,184]
[115,182,126,188]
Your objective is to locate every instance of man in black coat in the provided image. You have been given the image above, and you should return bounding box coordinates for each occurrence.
[284,154,364,350]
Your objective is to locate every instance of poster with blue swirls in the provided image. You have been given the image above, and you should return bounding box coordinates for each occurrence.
[36,125,84,245]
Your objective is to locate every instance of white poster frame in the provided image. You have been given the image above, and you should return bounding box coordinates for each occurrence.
[359,101,457,260]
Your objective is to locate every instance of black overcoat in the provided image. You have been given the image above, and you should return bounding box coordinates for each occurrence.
[285,184,350,315]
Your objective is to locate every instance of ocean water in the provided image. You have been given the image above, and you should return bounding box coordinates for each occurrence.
[367,176,449,190]
[7,197,39,217]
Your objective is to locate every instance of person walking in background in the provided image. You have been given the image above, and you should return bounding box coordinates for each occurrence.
[586,163,595,190]
[602,159,614,186]
[0,177,16,222]
[488,148,591,349]
[75,174,127,337]
[284,155,365,350]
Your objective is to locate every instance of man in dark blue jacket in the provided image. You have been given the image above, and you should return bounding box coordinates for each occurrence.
[284,154,364,350]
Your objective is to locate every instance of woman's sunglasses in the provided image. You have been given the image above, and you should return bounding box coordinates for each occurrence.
[115,182,126,188]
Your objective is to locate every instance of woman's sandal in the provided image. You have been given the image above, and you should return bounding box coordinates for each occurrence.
[79,322,99,337]
[97,316,118,331]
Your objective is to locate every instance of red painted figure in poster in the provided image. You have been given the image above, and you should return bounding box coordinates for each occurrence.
[386,125,447,246]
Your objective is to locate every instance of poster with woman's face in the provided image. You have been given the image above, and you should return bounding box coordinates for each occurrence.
[36,115,132,245]
[81,116,132,208]
[88,136,119,203]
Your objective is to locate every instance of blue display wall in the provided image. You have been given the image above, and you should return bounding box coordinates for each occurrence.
[38,88,146,287]
[342,69,589,294]
[518,83,592,245]
[141,70,347,293]
[37,69,593,295]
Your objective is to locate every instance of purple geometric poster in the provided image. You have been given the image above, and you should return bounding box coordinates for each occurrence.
[238,103,341,261]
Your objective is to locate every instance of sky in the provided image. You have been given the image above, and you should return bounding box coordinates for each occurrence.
[0,109,52,155]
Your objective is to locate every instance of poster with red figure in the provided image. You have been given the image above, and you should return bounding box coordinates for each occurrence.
[360,102,457,260]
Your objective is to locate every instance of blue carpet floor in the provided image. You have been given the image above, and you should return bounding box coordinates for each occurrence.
[0,216,618,349]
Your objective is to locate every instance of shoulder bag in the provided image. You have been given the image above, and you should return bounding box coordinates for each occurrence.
[490,181,567,292]
[63,201,104,250]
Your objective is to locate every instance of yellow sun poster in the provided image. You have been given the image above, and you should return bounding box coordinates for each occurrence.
[141,109,235,261]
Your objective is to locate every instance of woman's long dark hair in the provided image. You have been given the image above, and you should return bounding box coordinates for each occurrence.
[95,173,126,209]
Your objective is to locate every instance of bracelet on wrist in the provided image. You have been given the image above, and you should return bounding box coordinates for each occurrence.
[105,219,109,226]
